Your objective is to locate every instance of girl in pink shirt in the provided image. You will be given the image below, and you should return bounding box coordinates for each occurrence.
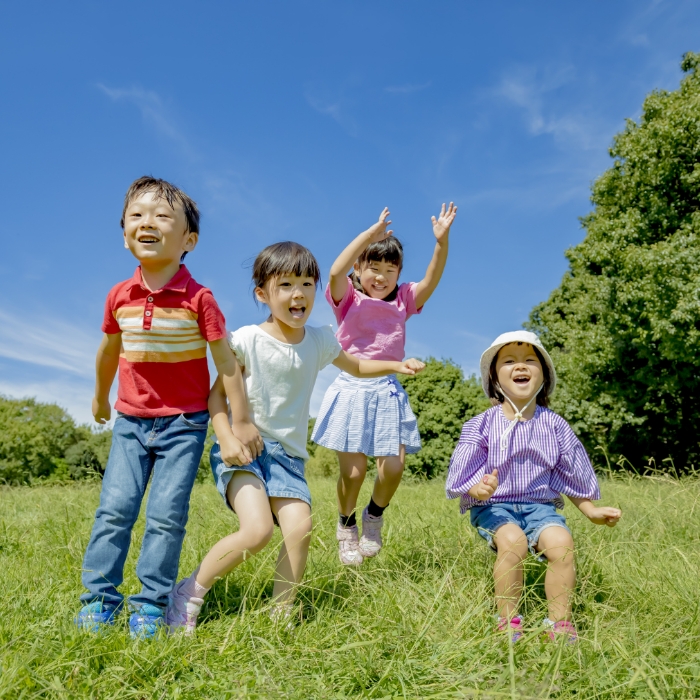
[312,204,457,565]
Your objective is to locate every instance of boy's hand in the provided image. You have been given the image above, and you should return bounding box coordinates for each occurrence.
[231,421,264,460]
[92,397,111,424]
[219,434,253,467]
[394,358,426,376]
[366,207,394,244]
[470,469,499,501]
[586,506,622,527]
[431,202,457,243]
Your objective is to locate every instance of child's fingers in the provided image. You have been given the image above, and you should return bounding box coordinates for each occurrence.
[431,216,437,225]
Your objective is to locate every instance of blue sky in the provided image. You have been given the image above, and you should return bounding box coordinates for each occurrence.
[1,1,698,424]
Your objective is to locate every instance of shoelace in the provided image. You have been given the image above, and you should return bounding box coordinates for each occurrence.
[499,382,543,452]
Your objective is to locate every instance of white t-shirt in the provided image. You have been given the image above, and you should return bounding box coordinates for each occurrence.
[228,324,342,460]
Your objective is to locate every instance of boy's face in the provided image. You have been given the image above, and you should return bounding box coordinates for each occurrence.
[123,191,198,266]
[354,259,400,299]
[255,274,317,330]
[495,343,544,403]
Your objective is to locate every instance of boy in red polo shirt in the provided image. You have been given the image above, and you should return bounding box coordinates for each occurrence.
[76,176,262,638]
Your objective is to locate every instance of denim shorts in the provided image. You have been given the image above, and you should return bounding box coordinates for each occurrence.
[470,502,570,561]
[210,438,311,511]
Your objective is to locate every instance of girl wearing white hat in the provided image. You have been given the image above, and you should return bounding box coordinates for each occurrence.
[446,331,621,643]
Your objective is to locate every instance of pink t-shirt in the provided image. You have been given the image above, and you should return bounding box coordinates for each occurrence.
[326,278,422,361]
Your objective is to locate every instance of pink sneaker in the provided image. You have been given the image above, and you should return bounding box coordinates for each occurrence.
[166,579,204,635]
[497,615,524,642]
[358,508,383,558]
[543,618,578,644]
[336,523,364,566]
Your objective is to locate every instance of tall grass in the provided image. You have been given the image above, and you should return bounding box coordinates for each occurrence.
[0,474,698,698]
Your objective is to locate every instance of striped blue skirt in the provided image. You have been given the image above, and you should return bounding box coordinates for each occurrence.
[311,372,422,456]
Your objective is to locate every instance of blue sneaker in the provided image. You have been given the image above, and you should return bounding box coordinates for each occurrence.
[129,604,165,639]
[75,601,118,632]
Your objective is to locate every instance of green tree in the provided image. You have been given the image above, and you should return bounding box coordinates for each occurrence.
[399,358,490,478]
[527,52,700,469]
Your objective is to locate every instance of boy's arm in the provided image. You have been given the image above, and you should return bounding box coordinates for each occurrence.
[333,350,425,378]
[414,202,458,310]
[208,375,256,466]
[567,496,622,527]
[92,333,122,424]
[329,208,393,303]
[209,338,263,459]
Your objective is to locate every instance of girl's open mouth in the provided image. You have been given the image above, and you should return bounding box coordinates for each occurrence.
[289,306,306,319]
[513,376,530,384]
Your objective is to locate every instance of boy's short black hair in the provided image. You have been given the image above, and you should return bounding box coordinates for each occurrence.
[350,236,404,302]
[252,242,321,291]
[120,176,200,234]
[487,343,551,407]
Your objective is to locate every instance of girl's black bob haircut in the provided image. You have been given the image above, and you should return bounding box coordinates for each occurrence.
[252,241,321,291]
[487,343,551,408]
[350,236,404,303]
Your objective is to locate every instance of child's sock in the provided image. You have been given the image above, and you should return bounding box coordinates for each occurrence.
[339,512,357,528]
[180,569,210,599]
[366,497,386,519]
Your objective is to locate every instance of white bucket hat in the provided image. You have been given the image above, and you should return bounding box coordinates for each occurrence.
[479,331,557,451]
[479,330,556,397]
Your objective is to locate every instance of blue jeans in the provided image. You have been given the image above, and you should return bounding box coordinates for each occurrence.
[80,410,209,610]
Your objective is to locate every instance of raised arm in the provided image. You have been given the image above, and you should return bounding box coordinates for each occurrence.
[329,208,393,303]
[92,332,122,424]
[333,350,425,378]
[414,202,458,310]
[209,338,263,460]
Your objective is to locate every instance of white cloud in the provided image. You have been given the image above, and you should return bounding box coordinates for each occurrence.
[304,88,358,137]
[97,84,196,158]
[0,309,98,377]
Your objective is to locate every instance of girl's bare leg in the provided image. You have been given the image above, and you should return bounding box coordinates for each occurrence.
[270,498,313,605]
[535,526,576,622]
[372,445,406,507]
[337,452,368,516]
[492,524,528,619]
[195,472,274,589]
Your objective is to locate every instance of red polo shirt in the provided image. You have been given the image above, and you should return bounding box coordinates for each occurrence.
[102,265,227,417]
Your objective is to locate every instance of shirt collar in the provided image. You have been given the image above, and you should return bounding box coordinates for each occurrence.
[125,265,192,294]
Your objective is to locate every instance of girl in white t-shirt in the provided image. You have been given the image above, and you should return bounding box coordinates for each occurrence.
[166,242,424,633]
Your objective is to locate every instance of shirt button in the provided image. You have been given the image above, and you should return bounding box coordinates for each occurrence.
[145,311,152,317]
[147,296,154,302]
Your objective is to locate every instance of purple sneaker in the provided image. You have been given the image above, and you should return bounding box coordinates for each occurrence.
[337,523,363,566]
[166,579,204,635]
[358,508,383,558]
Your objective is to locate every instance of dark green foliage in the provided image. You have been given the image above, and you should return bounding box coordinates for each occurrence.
[527,53,700,469]
[398,358,490,478]
[0,396,111,484]
[196,423,217,483]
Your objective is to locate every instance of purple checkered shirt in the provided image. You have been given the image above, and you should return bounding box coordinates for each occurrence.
[446,405,600,514]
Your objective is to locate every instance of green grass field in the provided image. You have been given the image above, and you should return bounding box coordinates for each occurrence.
[1,475,698,699]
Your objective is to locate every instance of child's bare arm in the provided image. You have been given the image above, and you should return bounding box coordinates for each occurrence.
[329,208,393,303]
[567,496,621,527]
[209,339,263,459]
[414,202,458,309]
[333,351,425,378]
[468,469,499,501]
[92,333,122,424]
[208,376,256,466]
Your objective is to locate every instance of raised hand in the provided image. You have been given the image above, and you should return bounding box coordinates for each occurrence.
[365,207,394,244]
[586,506,622,527]
[472,469,499,501]
[395,358,426,376]
[431,202,458,243]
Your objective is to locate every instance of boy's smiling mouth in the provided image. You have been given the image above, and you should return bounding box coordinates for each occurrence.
[513,375,530,385]
[137,234,160,244]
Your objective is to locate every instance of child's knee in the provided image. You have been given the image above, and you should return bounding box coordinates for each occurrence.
[493,525,528,557]
[539,527,575,562]
[245,522,275,552]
